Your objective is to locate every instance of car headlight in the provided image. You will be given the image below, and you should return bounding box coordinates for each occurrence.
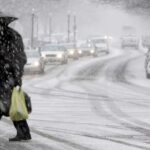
[104,36,108,39]
[34,61,40,66]
[78,50,82,54]
[69,50,74,55]
[90,50,95,53]
[42,53,46,58]
[57,53,63,58]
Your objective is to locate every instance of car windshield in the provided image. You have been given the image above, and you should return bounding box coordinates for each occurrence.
[92,39,106,43]
[26,51,40,58]
[80,44,93,49]
[60,43,74,49]
[123,36,137,40]
[41,45,64,51]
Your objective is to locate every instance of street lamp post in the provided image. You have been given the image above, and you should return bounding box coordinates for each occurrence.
[31,8,35,48]
[36,15,38,41]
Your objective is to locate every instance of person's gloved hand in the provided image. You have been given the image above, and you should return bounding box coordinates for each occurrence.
[14,79,22,91]
[15,85,21,91]
[14,78,22,87]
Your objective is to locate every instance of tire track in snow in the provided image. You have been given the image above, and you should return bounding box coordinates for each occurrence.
[76,50,150,148]
[20,49,150,149]
[1,118,93,150]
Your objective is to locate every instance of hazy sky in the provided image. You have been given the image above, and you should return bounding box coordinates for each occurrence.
[67,0,150,39]
[8,0,150,40]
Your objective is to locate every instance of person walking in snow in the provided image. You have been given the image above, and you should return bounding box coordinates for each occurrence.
[0,12,31,141]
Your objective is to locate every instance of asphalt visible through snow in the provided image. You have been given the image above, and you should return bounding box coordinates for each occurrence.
[0,47,150,150]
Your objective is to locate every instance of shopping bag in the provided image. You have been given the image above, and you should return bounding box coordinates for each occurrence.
[9,88,28,121]
[24,92,32,114]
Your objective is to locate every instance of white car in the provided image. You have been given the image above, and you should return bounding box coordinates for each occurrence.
[40,44,68,64]
[60,43,79,60]
[121,35,139,49]
[91,37,109,53]
[142,36,150,48]
[24,50,45,74]
[78,43,97,57]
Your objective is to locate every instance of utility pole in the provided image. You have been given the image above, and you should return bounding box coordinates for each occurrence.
[73,14,77,47]
[31,8,35,48]
[67,12,71,43]
[49,13,52,43]
[36,15,38,41]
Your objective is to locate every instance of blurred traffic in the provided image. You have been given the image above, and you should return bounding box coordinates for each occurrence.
[24,49,45,74]
[19,3,150,80]
[24,34,112,75]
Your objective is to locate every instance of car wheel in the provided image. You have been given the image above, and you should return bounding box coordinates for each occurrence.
[61,59,65,65]
[73,56,76,60]
[136,46,139,50]
[93,54,98,57]
[146,73,150,79]
[65,58,68,64]
[106,50,109,54]
[40,67,44,74]
[73,53,78,60]
[39,63,44,74]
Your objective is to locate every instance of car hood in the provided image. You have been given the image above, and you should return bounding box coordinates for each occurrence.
[67,49,75,51]
[95,43,107,47]
[80,47,93,50]
[26,58,40,64]
[123,36,138,40]
[41,51,64,55]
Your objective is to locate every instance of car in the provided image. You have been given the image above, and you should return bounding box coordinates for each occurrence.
[121,26,139,49]
[121,35,139,49]
[145,57,150,79]
[40,44,68,64]
[90,37,109,54]
[60,43,79,60]
[24,50,45,74]
[145,50,150,78]
[78,43,97,57]
[142,35,150,48]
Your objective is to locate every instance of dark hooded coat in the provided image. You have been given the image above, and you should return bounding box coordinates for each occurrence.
[0,13,27,116]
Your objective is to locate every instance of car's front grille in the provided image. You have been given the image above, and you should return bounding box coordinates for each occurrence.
[26,63,32,65]
[46,54,56,57]
[83,51,90,54]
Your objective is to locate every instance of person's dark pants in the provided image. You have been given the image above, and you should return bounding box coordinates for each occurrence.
[13,120,31,139]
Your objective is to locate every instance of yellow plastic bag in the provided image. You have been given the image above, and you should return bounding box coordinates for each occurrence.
[9,88,28,121]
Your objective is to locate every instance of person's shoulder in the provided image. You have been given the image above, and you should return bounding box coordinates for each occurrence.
[6,27,22,40]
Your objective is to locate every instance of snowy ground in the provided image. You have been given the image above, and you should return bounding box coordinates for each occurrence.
[0,44,150,150]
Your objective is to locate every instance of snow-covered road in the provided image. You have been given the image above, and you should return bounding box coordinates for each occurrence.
[1,46,150,150]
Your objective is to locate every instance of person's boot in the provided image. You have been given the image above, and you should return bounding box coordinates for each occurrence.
[10,120,32,142]
[20,120,32,140]
[9,134,31,142]
[9,136,21,142]
[22,133,32,140]
[0,113,2,120]
[9,121,24,142]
